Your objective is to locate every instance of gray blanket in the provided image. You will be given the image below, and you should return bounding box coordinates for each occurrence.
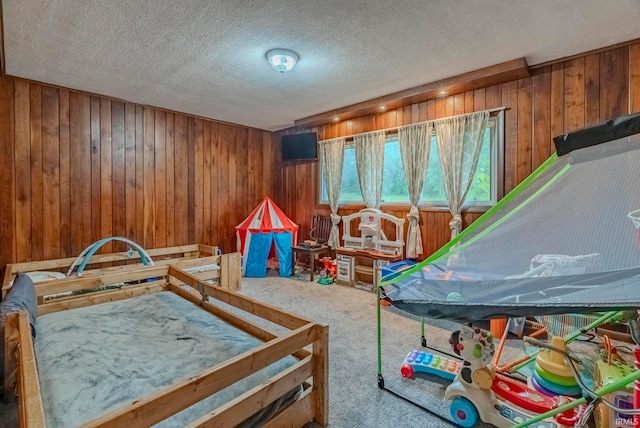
[35,292,298,427]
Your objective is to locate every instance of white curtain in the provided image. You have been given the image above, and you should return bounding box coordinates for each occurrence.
[435,110,489,239]
[354,131,386,208]
[319,138,345,248]
[398,122,433,258]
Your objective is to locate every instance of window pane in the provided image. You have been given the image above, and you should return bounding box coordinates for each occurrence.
[465,128,492,202]
[381,141,408,202]
[339,146,362,201]
[422,136,446,201]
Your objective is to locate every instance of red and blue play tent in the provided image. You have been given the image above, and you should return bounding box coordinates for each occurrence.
[235,197,299,277]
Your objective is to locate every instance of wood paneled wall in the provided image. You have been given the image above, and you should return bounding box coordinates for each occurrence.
[279,43,640,260]
[0,77,279,269]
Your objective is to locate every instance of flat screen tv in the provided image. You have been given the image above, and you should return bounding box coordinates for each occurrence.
[281,132,318,162]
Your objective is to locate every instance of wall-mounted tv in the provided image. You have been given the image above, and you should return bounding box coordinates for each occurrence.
[281,132,318,162]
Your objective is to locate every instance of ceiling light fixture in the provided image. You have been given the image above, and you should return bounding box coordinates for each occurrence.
[266,48,299,74]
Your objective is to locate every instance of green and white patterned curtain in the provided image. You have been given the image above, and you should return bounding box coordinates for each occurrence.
[435,111,489,240]
[398,122,433,258]
[354,130,385,209]
[319,138,345,248]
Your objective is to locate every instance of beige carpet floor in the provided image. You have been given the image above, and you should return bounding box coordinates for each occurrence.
[239,272,530,428]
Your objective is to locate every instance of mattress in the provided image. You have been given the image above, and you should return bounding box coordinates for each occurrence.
[35,291,298,427]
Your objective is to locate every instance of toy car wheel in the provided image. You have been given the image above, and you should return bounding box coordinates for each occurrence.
[450,397,479,427]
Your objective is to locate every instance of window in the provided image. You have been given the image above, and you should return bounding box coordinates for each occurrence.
[320,112,503,207]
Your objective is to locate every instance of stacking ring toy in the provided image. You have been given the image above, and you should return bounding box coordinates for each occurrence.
[534,361,578,387]
[532,370,582,397]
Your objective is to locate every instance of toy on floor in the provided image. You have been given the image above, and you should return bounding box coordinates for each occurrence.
[532,336,582,397]
[400,350,462,382]
[318,257,336,285]
[591,335,636,428]
[443,324,585,427]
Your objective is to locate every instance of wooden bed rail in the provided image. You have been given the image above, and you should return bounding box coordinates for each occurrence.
[3,310,46,427]
[168,264,311,330]
[2,244,219,299]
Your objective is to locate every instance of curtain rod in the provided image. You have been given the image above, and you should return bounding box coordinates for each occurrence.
[318,106,506,143]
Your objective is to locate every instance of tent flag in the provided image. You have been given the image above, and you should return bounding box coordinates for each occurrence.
[383,114,640,321]
[235,197,299,278]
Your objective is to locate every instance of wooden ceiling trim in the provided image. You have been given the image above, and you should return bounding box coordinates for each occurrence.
[294,57,529,129]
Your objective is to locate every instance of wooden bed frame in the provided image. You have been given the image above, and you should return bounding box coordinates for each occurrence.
[3,258,328,427]
[2,244,241,299]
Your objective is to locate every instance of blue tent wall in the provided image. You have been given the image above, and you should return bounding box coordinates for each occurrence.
[273,232,293,277]
[244,231,293,277]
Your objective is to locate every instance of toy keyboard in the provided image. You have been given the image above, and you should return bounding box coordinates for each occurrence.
[400,350,462,382]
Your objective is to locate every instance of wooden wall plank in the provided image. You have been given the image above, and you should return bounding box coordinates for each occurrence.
[187,117,196,243]
[69,92,91,255]
[445,95,454,116]
[194,118,204,244]
[563,57,585,133]
[202,120,212,245]
[99,98,112,253]
[532,67,551,169]
[165,112,175,247]
[600,47,629,120]
[124,103,137,243]
[584,53,600,126]
[41,87,60,260]
[58,89,71,257]
[435,98,446,119]
[227,125,238,245]
[0,77,16,268]
[631,43,640,113]
[90,97,101,246]
[112,101,126,251]
[247,128,258,210]
[14,80,31,262]
[134,105,144,245]
[142,107,155,248]
[453,93,465,115]
[502,80,518,194]
[550,63,565,142]
[264,131,279,202]
[254,130,264,202]
[464,91,474,114]
[29,84,44,261]
[174,114,189,246]
[209,122,220,246]
[484,84,502,109]
[154,110,167,248]
[516,78,532,183]
[218,125,232,251]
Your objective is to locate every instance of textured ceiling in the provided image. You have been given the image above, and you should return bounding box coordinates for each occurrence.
[3,0,640,131]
